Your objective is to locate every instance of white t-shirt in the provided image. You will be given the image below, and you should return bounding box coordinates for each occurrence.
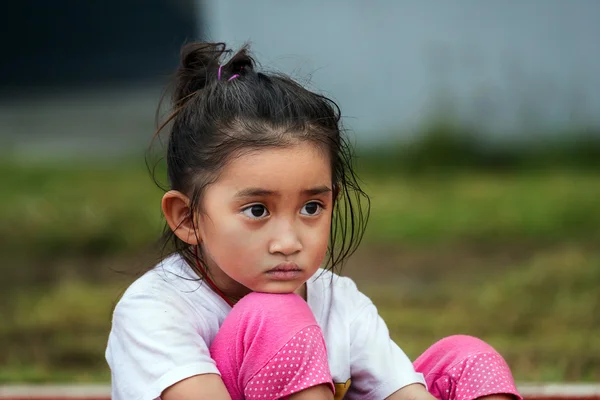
[106,254,425,400]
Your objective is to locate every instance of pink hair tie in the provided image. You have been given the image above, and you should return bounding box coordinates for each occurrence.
[218,65,240,82]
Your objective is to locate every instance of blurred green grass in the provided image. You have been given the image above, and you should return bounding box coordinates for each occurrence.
[0,159,162,259]
[1,154,599,383]
[2,158,600,258]
[363,170,600,243]
[364,244,600,382]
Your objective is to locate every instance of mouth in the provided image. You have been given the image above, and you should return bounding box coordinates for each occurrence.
[266,262,303,280]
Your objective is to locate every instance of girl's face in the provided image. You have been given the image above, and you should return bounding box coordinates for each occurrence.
[197,141,334,297]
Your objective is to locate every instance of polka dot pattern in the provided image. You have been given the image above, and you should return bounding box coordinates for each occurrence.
[244,325,334,399]
[432,352,521,400]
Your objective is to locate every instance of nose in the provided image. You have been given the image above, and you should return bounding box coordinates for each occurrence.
[268,220,303,256]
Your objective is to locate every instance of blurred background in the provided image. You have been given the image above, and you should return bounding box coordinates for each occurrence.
[1,0,599,384]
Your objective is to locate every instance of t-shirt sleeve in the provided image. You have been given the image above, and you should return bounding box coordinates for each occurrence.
[106,288,221,400]
[347,286,426,400]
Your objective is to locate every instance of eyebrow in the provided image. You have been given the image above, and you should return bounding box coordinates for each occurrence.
[234,185,332,199]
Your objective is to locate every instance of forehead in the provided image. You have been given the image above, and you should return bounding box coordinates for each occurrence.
[217,142,332,189]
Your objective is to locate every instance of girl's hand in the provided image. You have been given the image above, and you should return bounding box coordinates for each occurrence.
[386,383,437,400]
[161,374,232,400]
[288,383,335,400]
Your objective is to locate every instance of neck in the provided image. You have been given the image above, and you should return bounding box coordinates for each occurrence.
[207,267,252,305]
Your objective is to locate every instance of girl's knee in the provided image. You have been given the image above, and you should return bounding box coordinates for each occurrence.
[428,335,498,358]
[230,292,315,326]
[414,335,504,374]
[235,292,310,313]
[212,292,317,367]
[211,292,333,399]
[415,335,521,400]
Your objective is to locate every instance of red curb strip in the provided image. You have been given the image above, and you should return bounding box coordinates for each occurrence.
[0,385,109,399]
[519,384,600,399]
[0,383,598,399]
[0,397,110,399]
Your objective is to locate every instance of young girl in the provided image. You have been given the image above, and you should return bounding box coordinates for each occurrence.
[106,42,521,400]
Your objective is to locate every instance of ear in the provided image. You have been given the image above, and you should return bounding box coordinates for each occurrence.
[161,190,200,245]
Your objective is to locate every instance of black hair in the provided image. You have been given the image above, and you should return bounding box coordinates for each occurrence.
[148,42,370,278]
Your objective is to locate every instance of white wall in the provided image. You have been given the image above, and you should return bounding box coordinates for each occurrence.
[200,1,600,144]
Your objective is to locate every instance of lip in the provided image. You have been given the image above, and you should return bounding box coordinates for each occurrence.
[266,262,303,280]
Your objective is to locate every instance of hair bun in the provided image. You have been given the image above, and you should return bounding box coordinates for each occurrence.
[173,42,255,105]
[173,42,226,104]
[221,47,254,80]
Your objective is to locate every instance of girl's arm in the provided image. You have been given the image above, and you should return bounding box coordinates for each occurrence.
[107,288,226,400]
[386,383,437,400]
[288,384,335,400]
[161,374,334,400]
[162,374,232,400]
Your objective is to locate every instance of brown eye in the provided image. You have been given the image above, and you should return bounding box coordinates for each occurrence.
[300,202,322,216]
[242,204,269,219]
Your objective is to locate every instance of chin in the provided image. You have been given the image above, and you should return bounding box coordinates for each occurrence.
[254,281,303,295]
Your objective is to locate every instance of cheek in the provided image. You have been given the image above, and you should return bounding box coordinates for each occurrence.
[305,215,332,263]
[201,216,261,262]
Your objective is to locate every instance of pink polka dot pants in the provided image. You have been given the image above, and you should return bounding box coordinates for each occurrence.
[211,293,521,400]
[210,293,334,400]
[245,325,332,399]
[414,335,522,400]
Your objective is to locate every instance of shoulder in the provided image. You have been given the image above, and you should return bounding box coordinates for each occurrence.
[309,268,361,291]
[113,254,229,330]
[309,269,373,319]
[106,254,227,399]
[122,253,199,296]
